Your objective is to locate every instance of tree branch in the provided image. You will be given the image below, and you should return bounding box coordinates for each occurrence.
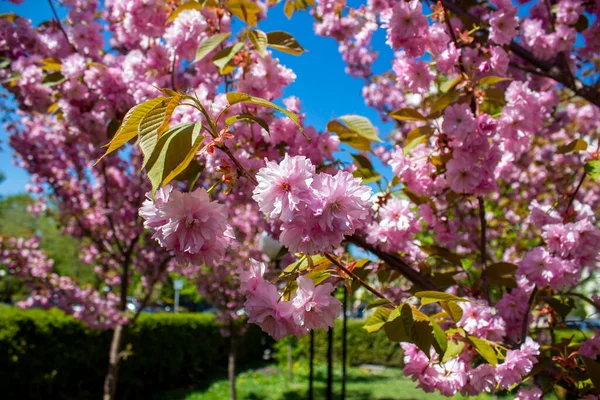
[324,253,396,306]
[437,0,600,109]
[47,0,76,53]
[346,235,439,291]
[478,197,490,304]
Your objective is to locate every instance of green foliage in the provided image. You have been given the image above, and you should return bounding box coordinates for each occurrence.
[0,308,266,400]
[274,319,405,368]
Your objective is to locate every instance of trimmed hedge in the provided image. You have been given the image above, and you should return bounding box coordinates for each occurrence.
[275,319,404,367]
[0,307,265,400]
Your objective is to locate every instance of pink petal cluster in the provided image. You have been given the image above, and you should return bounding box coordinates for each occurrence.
[367,197,422,254]
[518,203,600,289]
[239,260,342,338]
[253,155,373,254]
[139,185,234,267]
[401,337,539,396]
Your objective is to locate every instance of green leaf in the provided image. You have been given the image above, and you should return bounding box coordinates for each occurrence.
[419,245,463,265]
[213,42,244,74]
[139,95,183,168]
[403,128,427,155]
[225,0,261,26]
[364,299,391,311]
[384,304,413,342]
[226,113,270,133]
[468,336,498,366]
[442,340,465,362]
[575,14,589,33]
[349,154,373,170]
[41,71,66,87]
[581,356,600,389]
[352,168,382,184]
[337,115,381,142]
[389,108,428,122]
[440,301,463,322]
[440,75,462,93]
[195,32,231,63]
[226,92,303,132]
[327,120,370,151]
[541,295,575,320]
[146,123,204,193]
[585,160,600,181]
[557,138,588,154]
[167,1,204,23]
[97,97,167,163]
[266,31,306,55]
[415,291,470,305]
[486,262,518,277]
[283,0,294,18]
[248,30,267,57]
[431,320,448,357]
[478,76,512,86]
[429,90,460,115]
[364,307,391,333]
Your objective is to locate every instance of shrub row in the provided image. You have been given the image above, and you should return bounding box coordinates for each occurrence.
[0,307,266,400]
[275,319,404,368]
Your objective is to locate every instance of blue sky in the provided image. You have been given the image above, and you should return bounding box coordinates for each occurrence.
[0,1,396,196]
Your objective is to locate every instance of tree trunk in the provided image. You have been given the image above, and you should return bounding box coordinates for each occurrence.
[102,248,131,400]
[341,287,348,400]
[309,331,314,400]
[103,324,124,400]
[326,326,333,400]
[287,337,293,382]
[228,335,237,400]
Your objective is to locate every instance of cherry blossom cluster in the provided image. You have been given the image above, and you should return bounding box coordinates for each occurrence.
[402,337,540,396]
[253,154,373,254]
[239,259,342,339]
[519,201,600,289]
[139,185,235,268]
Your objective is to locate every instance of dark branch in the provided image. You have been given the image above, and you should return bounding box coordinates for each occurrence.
[438,0,600,109]
[347,235,439,291]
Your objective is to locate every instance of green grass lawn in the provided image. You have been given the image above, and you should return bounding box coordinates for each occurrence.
[162,362,493,400]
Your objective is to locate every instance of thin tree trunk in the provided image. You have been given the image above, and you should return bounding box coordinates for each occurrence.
[326,326,333,400]
[309,330,314,400]
[341,287,348,400]
[228,335,238,400]
[103,324,124,400]
[287,337,293,382]
[102,245,133,400]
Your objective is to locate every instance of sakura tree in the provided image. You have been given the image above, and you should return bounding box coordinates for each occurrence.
[2,0,600,399]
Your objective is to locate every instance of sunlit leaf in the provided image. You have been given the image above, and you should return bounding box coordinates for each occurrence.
[415,291,471,305]
[585,160,600,181]
[337,115,381,142]
[266,31,306,55]
[478,75,512,86]
[225,0,261,26]
[468,336,498,366]
[226,113,270,133]
[440,301,463,322]
[327,120,370,151]
[146,123,204,193]
[226,92,303,131]
[384,304,413,342]
[41,71,66,87]
[167,1,204,24]
[364,307,391,333]
[389,108,428,122]
[195,32,231,63]
[213,42,244,74]
[97,97,167,163]
[353,168,382,184]
[248,30,267,57]
[557,138,588,154]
